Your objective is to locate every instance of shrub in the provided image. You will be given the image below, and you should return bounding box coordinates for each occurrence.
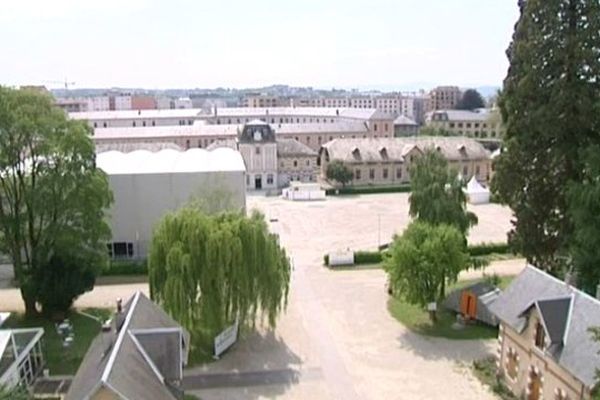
[467,242,511,257]
[325,185,411,196]
[354,251,383,264]
[102,259,148,276]
[323,254,329,266]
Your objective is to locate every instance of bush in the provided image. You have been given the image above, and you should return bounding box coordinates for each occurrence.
[325,185,411,196]
[102,260,148,276]
[323,254,329,265]
[468,242,511,257]
[354,251,383,264]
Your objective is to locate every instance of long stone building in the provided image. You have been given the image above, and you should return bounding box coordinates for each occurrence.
[319,136,491,187]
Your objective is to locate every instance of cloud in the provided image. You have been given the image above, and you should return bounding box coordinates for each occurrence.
[1,0,149,21]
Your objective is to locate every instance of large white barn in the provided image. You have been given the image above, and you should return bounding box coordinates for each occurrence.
[97,148,246,258]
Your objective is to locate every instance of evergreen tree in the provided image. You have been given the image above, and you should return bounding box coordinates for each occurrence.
[568,147,600,294]
[492,0,600,275]
[456,89,485,110]
[149,207,291,356]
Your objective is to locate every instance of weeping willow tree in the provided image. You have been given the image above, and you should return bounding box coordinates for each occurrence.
[149,207,291,355]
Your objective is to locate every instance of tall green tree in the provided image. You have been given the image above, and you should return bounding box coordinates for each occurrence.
[149,207,291,355]
[568,147,600,293]
[409,149,477,236]
[326,160,353,187]
[492,0,600,275]
[385,221,469,321]
[0,87,112,316]
[456,89,485,110]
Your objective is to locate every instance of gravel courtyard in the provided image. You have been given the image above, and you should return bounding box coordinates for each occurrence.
[0,193,520,399]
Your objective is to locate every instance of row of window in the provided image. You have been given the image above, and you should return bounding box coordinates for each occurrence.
[355,168,403,181]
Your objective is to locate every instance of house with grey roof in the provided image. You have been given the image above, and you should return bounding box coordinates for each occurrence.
[319,136,491,187]
[393,115,419,137]
[489,265,600,400]
[66,291,190,400]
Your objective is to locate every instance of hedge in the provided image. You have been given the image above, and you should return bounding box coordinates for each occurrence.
[468,242,511,257]
[323,243,511,266]
[325,185,411,196]
[102,259,148,276]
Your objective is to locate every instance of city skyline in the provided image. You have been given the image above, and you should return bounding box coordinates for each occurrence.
[2,0,519,90]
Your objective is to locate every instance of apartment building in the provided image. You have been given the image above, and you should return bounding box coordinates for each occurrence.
[425,109,505,139]
[427,86,462,111]
[490,266,600,400]
[72,107,395,151]
[319,136,492,187]
[243,95,290,108]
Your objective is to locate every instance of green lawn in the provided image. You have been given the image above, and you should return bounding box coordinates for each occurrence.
[387,276,514,340]
[4,308,112,375]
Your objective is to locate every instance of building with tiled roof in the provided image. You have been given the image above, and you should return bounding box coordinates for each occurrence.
[319,136,491,187]
[425,108,505,139]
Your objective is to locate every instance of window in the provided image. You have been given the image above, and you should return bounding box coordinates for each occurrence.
[476,165,480,175]
[142,121,146,127]
[293,160,298,167]
[462,165,468,176]
[267,174,274,185]
[185,140,190,149]
[449,122,455,128]
[197,140,202,148]
[374,123,378,131]
[396,168,402,179]
[466,123,471,128]
[152,120,156,126]
[369,169,375,179]
[103,122,107,128]
[255,147,261,155]
[306,160,310,166]
[246,175,250,185]
[534,322,546,350]
[132,121,136,127]
[385,123,388,131]
[383,168,388,179]
[355,169,361,180]
[93,122,97,128]
[112,242,133,258]
[505,348,519,380]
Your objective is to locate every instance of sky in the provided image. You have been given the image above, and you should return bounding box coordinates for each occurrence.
[0,0,520,90]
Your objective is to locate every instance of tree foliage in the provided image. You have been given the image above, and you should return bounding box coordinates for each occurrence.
[456,89,485,110]
[0,87,112,316]
[326,160,353,187]
[0,384,30,400]
[409,149,477,236]
[419,126,460,137]
[492,0,600,276]
[568,147,600,294]
[149,207,291,354]
[385,221,469,311]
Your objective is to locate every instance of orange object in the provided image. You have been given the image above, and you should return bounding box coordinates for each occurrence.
[460,291,478,320]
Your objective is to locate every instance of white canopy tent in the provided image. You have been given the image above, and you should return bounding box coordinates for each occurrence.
[464,176,490,204]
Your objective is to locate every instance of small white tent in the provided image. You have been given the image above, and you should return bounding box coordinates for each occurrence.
[464,176,490,204]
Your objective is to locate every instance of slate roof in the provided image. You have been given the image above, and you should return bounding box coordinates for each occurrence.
[276,139,318,157]
[95,142,183,153]
[321,136,490,164]
[273,121,369,134]
[393,115,418,126]
[489,265,600,389]
[427,109,491,122]
[66,291,190,400]
[92,124,240,140]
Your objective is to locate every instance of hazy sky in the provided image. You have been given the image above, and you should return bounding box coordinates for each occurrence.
[1,0,520,90]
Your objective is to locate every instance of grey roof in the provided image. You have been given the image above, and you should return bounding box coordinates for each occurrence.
[443,282,500,326]
[277,139,318,157]
[321,136,490,164]
[95,142,183,153]
[206,139,238,151]
[489,265,600,388]
[273,121,369,134]
[93,124,240,140]
[427,109,491,122]
[393,115,418,126]
[67,291,190,400]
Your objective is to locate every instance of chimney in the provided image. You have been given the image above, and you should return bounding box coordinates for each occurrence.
[116,298,123,313]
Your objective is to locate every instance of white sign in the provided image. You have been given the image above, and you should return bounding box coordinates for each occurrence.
[329,250,354,266]
[214,319,239,358]
[427,302,437,312]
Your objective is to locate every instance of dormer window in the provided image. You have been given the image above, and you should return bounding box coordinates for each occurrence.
[351,147,361,160]
[534,321,545,350]
[379,147,388,160]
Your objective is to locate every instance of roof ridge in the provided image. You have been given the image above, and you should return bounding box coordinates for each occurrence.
[525,264,600,305]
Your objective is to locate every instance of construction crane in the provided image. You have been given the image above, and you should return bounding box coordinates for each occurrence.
[43,78,76,90]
